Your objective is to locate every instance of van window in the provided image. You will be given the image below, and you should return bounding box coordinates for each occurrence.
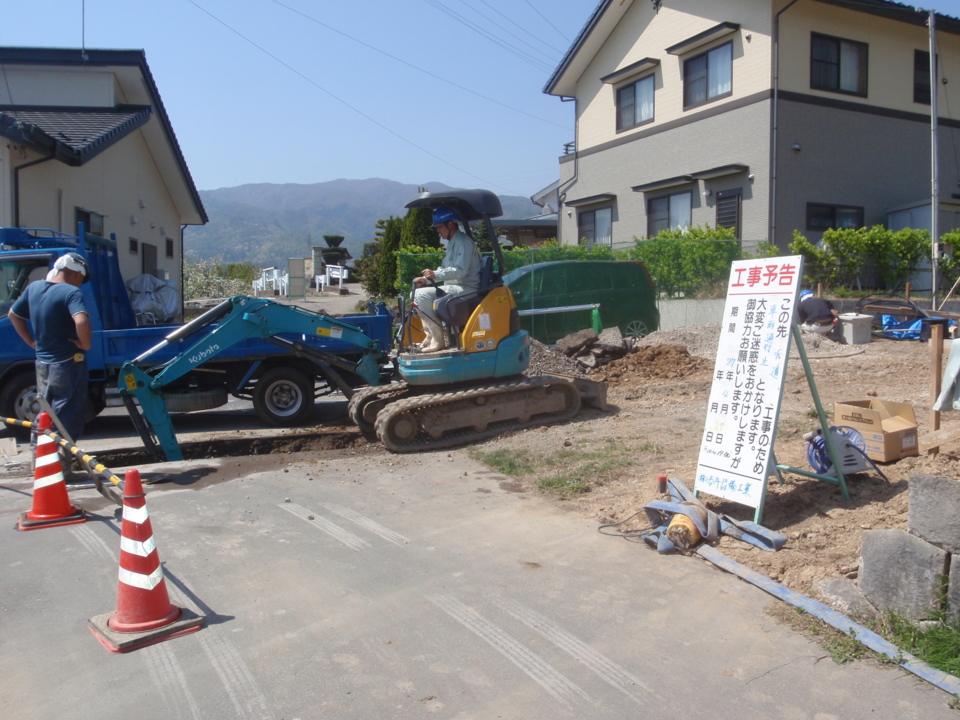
[539,266,564,296]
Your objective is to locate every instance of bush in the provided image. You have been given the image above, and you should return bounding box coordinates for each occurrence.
[790,226,930,292]
[394,225,754,299]
[184,258,251,300]
[630,225,741,298]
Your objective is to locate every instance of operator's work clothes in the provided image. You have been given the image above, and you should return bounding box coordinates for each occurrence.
[415,230,482,323]
[10,280,89,443]
[797,295,836,335]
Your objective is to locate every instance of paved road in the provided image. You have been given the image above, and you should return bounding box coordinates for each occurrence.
[1,439,957,718]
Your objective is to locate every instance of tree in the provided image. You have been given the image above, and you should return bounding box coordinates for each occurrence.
[472,220,493,254]
[401,207,440,250]
[377,217,402,297]
[354,240,383,298]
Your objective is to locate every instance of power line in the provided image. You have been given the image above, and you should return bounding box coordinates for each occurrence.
[523,0,571,44]
[270,0,567,130]
[187,0,521,194]
[474,0,566,55]
[422,0,555,73]
[455,0,562,63]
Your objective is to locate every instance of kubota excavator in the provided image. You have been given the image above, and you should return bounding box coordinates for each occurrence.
[120,189,598,459]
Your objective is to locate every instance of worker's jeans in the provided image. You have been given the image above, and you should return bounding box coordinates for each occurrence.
[36,357,88,444]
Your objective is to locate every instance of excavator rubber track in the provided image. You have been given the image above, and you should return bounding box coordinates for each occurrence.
[374,376,581,453]
[347,382,411,433]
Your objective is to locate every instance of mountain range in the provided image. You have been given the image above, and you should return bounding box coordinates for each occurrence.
[183,179,543,269]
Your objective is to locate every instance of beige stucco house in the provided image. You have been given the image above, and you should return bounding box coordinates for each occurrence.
[544,0,960,262]
[0,47,206,289]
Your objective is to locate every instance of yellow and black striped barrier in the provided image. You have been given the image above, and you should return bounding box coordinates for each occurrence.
[4,416,124,505]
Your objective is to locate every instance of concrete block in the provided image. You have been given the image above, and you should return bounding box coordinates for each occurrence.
[949,555,960,621]
[597,326,625,349]
[556,329,597,357]
[908,472,960,554]
[818,578,877,618]
[859,529,947,619]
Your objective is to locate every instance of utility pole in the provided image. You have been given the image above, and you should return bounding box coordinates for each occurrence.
[929,9,940,307]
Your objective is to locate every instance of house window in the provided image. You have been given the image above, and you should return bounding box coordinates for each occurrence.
[648,191,692,236]
[810,33,867,96]
[716,189,742,238]
[165,237,175,258]
[683,42,732,109]
[129,238,139,254]
[914,49,932,105]
[617,74,655,131]
[578,207,613,245]
[807,203,863,231]
[75,208,105,237]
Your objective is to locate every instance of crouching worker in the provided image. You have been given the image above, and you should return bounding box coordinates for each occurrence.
[412,208,481,352]
[797,289,838,335]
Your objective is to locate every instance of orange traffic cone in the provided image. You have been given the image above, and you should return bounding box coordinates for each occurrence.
[88,468,203,653]
[18,412,86,531]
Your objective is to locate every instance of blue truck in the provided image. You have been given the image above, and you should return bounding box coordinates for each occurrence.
[0,226,393,432]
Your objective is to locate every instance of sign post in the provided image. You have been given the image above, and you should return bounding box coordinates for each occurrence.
[694,256,803,521]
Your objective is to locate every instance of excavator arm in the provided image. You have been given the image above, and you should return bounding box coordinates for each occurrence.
[119,295,386,461]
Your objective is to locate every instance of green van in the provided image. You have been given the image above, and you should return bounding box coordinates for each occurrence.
[501,260,659,345]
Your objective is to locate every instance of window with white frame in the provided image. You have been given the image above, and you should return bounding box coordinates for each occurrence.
[617,74,655,131]
[683,42,732,109]
[578,207,613,245]
[648,192,692,236]
[810,33,867,96]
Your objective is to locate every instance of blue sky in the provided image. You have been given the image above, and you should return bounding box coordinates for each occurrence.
[2,1,957,198]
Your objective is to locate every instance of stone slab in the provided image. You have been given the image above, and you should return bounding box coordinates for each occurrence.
[818,578,877,618]
[908,472,960,554]
[858,528,947,619]
[949,554,960,621]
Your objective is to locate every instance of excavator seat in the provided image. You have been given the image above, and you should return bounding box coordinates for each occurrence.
[434,256,498,338]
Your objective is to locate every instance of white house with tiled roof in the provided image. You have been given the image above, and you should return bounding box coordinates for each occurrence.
[0,47,206,288]
[544,0,960,262]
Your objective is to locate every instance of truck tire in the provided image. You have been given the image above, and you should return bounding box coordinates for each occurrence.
[0,370,40,423]
[163,388,228,413]
[253,367,314,427]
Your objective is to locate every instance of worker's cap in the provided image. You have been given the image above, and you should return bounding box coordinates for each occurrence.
[53,252,90,283]
[432,208,458,226]
[799,289,813,300]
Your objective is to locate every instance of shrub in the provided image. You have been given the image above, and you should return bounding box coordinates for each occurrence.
[184,257,251,300]
[630,225,741,298]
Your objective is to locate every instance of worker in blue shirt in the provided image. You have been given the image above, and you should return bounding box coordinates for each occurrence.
[9,252,92,478]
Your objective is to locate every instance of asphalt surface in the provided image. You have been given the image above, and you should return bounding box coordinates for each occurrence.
[1,288,958,718]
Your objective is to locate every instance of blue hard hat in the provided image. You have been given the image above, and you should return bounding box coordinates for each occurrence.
[432,208,458,226]
[799,289,813,299]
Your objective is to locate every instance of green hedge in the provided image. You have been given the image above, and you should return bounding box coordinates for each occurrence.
[396,245,617,293]
[395,229,774,299]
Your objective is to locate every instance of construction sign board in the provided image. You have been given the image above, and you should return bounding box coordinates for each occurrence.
[694,256,803,509]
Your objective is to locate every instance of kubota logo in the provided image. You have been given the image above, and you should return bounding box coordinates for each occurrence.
[189,345,220,364]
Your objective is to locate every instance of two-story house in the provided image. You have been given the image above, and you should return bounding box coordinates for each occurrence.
[544,0,960,255]
[0,47,206,289]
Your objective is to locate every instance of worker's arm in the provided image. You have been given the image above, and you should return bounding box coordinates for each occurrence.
[7,311,36,350]
[71,312,92,351]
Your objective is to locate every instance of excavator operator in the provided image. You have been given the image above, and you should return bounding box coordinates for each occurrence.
[412,207,481,352]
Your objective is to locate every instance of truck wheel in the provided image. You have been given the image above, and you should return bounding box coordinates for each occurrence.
[253,367,314,426]
[163,388,228,413]
[0,370,41,424]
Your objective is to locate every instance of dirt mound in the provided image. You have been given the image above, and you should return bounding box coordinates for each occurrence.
[591,344,709,384]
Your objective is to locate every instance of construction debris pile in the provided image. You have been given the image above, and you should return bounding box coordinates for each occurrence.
[554,327,634,372]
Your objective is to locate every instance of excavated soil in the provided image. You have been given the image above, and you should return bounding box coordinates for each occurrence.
[473,324,959,602]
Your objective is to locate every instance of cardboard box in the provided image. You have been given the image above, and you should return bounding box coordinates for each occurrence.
[833,399,918,462]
